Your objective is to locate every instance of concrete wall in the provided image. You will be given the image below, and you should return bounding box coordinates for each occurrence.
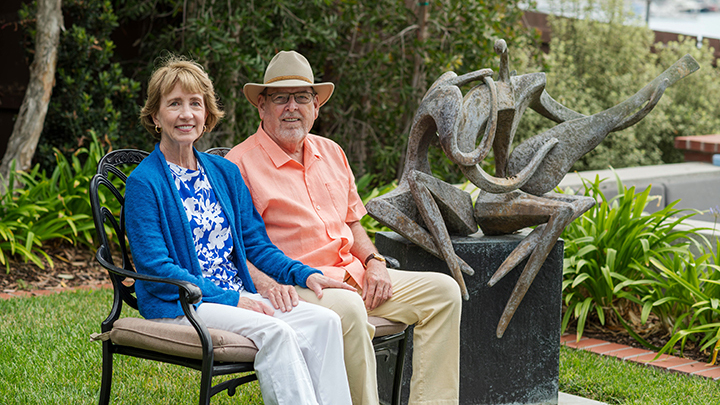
[462,162,720,253]
[558,162,720,222]
[557,162,720,253]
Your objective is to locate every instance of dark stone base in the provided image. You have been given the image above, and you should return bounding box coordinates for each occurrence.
[375,231,563,405]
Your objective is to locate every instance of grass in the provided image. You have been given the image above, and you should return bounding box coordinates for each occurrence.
[0,288,263,404]
[560,346,720,404]
[2,288,719,404]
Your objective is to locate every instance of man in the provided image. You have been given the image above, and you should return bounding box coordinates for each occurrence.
[226,50,461,405]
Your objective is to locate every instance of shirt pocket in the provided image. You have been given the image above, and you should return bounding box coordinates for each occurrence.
[325,180,349,221]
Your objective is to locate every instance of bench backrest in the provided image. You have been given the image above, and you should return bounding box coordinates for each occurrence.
[90,149,150,315]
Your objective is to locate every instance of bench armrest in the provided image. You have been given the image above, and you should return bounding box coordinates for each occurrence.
[96,246,203,304]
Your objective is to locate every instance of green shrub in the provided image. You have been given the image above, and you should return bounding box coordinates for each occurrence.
[0,163,85,271]
[641,243,720,362]
[114,0,538,186]
[560,173,703,346]
[0,133,109,272]
[0,161,53,270]
[356,174,396,241]
[516,0,720,171]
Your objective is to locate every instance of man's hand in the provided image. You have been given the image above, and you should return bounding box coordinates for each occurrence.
[346,221,394,310]
[247,260,299,313]
[362,261,393,310]
[306,273,356,299]
[237,297,275,315]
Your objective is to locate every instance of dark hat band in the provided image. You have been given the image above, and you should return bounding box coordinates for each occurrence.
[266,75,313,84]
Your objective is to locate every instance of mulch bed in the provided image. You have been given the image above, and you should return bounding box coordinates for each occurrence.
[566,321,712,364]
[0,241,109,293]
[1,242,713,364]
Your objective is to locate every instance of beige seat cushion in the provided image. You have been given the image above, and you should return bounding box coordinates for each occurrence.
[369,316,408,337]
[107,316,405,363]
[108,317,257,363]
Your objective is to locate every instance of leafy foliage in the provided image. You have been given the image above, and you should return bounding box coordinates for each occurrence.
[515,0,720,171]
[19,0,144,171]
[560,173,700,340]
[317,0,537,184]
[356,174,396,241]
[113,0,539,186]
[560,173,720,362]
[0,134,108,272]
[639,243,720,362]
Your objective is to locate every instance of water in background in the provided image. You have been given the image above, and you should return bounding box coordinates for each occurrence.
[647,10,720,40]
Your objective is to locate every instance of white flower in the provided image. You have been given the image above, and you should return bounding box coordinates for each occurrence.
[207,222,231,250]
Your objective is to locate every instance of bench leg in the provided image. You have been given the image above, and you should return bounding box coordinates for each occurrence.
[391,330,409,405]
[98,343,113,405]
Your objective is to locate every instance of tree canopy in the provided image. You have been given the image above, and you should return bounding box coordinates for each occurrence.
[113,0,540,185]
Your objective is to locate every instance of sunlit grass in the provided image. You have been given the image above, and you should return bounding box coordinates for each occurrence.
[3,289,719,404]
[0,289,262,404]
[559,346,720,404]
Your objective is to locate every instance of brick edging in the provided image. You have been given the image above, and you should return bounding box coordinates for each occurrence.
[562,333,720,380]
[0,283,112,300]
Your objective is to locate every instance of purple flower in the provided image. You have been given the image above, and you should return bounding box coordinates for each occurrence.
[710,205,720,219]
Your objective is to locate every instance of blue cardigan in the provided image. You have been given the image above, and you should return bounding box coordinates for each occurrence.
[125,144,320,319]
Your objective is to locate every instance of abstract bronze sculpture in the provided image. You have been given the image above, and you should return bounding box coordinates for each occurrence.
[366,39,699,337]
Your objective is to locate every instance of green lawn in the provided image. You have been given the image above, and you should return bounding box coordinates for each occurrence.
[560,346,720,404]
[1,288,718,404]
[0,288,262,404]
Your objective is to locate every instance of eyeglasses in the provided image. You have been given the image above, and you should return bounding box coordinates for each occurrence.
[266,91,316,105]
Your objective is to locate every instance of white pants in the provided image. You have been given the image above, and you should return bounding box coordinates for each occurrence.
[155,291,352,405]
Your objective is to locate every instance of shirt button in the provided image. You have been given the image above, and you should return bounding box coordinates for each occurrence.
[316,205,321,210]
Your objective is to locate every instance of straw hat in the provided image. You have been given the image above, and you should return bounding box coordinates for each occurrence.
[243,51,334,107]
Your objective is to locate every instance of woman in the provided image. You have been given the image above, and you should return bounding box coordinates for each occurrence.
[125,55,353,405]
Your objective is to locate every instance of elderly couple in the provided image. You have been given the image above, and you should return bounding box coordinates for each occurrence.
[125,51,461,405]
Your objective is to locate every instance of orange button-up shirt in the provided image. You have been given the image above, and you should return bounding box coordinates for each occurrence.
[226,125,368,286]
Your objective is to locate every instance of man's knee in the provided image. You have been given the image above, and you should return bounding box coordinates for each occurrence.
[424,271,462,307]
[440,273,462,303]
[327,291,369,332]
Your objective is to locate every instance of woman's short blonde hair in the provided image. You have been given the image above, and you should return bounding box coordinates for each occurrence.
[139,55,225,140]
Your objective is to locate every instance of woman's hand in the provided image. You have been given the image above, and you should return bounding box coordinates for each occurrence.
[306,273,357,300]
[260,281,300,313]
[237,297,275,315]
[247,260,299,312]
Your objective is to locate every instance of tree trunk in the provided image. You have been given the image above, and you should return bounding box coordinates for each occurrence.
[396,0,429,180]
[0,0,63,193]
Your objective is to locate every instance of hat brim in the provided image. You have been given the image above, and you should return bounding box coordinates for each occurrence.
[244,80,334,108]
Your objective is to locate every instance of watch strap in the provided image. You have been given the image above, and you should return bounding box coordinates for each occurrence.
[364,252,385,266]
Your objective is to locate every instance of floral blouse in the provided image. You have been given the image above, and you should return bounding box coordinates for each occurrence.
[168,161,244,292]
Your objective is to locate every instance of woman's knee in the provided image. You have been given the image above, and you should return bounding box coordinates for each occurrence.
[307,303,344,331]
[256,315,299,342]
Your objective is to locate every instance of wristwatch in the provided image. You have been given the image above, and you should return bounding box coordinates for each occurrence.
[364,252,386,267]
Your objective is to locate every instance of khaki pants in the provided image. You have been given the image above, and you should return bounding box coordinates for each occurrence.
[296,269,461,405]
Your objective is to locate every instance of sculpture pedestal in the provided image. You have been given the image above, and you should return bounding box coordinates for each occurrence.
[375,231,563,405]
